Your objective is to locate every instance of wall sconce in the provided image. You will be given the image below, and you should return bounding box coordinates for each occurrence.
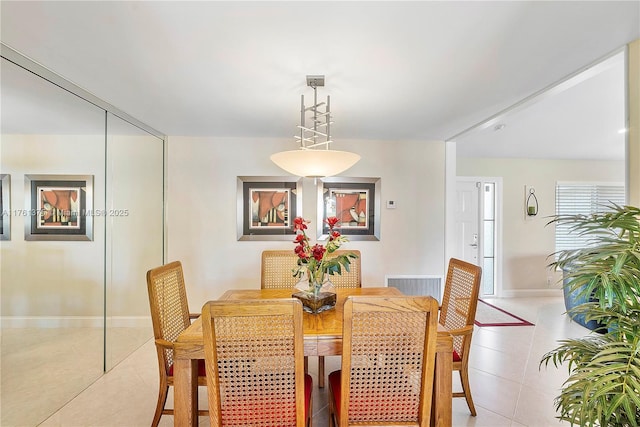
[526,186,538,216]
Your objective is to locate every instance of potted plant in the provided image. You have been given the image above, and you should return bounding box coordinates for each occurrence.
[540,204,640,426]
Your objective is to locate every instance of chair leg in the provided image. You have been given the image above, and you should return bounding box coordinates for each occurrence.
[318,356,325,388]
[307,393,313,427]
[328,381,336,427]
[459,368,477,416]
[151,385,169,427]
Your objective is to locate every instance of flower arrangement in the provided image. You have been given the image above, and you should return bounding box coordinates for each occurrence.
[292,216,358,297]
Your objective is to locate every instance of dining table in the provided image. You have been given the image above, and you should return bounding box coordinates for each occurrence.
[172,287,453,426]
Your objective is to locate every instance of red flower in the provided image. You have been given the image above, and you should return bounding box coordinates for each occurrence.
[294,244,308,259]
[311,244,326,261]
[293,217,308,231]
[290,216,355,293]
[326,216,340,228]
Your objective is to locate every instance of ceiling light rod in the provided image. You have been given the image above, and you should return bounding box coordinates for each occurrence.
[305,103,326,111]
[297,75,331,151]
[301,120,333,129]
[270,75,360,178]
[294,136,334,146]
[304,141,333,149]
[297,126,329,137]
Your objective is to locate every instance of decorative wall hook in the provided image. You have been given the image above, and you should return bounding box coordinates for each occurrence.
[526,187,538,216]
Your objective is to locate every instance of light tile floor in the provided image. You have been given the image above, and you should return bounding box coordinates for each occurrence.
[19,297,589,426]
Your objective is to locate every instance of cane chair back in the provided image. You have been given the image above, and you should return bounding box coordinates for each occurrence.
[202,299,312,427]
[261,250,299,289]
[261,250,361,289]
[328,296,439,427]
[146,261,207,427]
[439,258,482,415]
[325,250,361,289]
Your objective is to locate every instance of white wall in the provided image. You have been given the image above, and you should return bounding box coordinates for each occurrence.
[457,157,625,296]
[167,137,447,310]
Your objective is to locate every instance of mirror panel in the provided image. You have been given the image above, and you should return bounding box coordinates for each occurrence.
[0,57,106,426]
[105,113,164,370]
[1,53,165,423]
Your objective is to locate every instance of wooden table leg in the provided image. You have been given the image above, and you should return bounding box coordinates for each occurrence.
[173,358,198,427]
[318,356,325,388]
[432,334,453,427]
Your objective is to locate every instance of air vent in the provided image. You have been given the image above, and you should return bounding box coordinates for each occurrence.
[385,275,444,303]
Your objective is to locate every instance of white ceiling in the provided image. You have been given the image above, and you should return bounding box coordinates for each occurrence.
[455,50,627,160]
[1,1,638,160]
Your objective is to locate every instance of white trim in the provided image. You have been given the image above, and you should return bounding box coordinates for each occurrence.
[623,44,630,204]
[501,289,563,298]
[1,316,151,328]
[444,140,457,277]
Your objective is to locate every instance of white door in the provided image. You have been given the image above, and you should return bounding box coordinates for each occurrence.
[454,178,501,296]
[454,180,480,264]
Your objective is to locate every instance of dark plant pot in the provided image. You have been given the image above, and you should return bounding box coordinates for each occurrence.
[292,291,336,314]
[562,269,603,332]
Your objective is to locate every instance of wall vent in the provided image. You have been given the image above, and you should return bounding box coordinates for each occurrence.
[385,275,444,303]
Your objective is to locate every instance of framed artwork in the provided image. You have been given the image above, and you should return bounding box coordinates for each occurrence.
[317,177,381,241]
[1,174,10,240]
[237,176,302,241]
[24,174,94,241]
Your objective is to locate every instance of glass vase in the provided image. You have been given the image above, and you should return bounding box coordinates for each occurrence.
[292,276,336,313]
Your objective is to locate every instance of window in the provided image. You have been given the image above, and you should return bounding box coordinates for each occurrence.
[555,182,625,254]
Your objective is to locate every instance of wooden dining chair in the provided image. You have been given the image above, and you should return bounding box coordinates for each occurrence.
[202,298,313,427]
[328,295,440,427]
[439,258,482,416]
[260,249,362,388]
[146,261,208,427]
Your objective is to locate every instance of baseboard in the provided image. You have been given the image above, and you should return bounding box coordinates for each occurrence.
[1,316,151,328]
[500,288,563,298]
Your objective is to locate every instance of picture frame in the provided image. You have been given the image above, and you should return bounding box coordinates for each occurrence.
[1,174,10,241]
[317,177,381,241]
[24,174,94,241]
[237,176,302,241]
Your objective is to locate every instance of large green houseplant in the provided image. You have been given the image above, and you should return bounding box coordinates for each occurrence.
[541,204,640,426]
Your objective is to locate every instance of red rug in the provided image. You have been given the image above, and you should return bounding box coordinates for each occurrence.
[474,299,534,327]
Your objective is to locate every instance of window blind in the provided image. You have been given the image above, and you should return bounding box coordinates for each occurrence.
[555,182,625,254]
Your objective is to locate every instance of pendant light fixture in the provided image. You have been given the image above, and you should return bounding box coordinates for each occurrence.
[270,75,360,178]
